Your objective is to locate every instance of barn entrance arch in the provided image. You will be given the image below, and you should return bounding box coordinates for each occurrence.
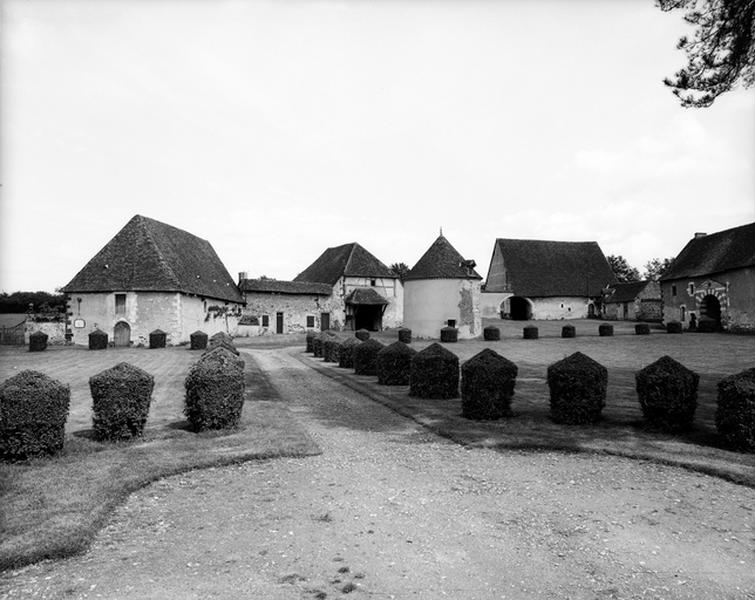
[114,321,131,347]
[699,294,722,329]
[509,296,533,321]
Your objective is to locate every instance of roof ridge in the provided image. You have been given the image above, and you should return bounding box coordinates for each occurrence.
[343,242,359,274]
[137,216,181,288]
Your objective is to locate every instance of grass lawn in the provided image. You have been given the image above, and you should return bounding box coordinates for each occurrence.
[0,345,320,571]
[301,318,755,486]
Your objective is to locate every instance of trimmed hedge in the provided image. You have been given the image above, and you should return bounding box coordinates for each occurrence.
[355,329,371,341]
[89,362,155,441]
[523,326,538,340]
[409,342,459,399]
[353,339,384,376]
[29,331,48,352]
[184,347,245,431]
[716,368,755,452]
[598,323,614,337]
[376,341,416,385]
[635,355,699,432]
[305,330,316,353]
[461,349,518,420]
[323,337,342,363]
[635,323,650,335]
[483,326,500,341]
[204,338,239,356]
[398,328,412,344]
[547,352,607,424]
[666,321,683,334]
[338,337,360,369]
[561,325,576,339]
[149,329,167,349]
[440,326,458,343]
[0,370,70,459]
[313,331,336,358]
[190,330,208,350]
[89,329,108,350]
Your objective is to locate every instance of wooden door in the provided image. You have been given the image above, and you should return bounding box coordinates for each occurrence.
[276,312,284,334]
[321,312,330,331]
[114,321,131,347]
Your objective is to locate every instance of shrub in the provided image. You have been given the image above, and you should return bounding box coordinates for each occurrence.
[323,337,342,363]
[338,337,360,369]
[561,325,576,339]
[353,339,384,376]
[0,370,70,459]
[461,349,518,420]
[209,332,234,349]
[149,329,167,349]
[190,330,208,350]
[547,352,607,424]
[635,356,699,432]
[313,331,335,358]
[440,326,458,343]
[184,347,245,431]
[483,326,500,341]
[666,321,683,334]
[305,330,316,353]
[523,326,538,340]
[398,327,412,344]
[29,331,48,352]
[88,329,108,350]
[355,329,371,341]
[204,338,239,356]
[89,362,155,441]
[635,323,650,335]
[598,323,614,337]
[716,368,755,451]
[376,341,416,385]
[410,342,459,399]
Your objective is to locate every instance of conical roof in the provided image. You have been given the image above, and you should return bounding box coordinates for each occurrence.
[405,236,482,281]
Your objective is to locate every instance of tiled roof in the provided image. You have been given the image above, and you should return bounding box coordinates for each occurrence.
[405,235,482,281]
[605,280,651,304]
[62,215,244,303]
[488,238,616,297]
[344,288,389,305]
[661,222,755,281]
[294,243,396,285]
[239,278,332,295]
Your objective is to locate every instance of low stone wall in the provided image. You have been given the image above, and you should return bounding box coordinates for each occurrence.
[24,319,67,345]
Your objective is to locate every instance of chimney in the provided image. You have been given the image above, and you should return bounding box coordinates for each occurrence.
[238,271,248,283]
[694,232,707,239]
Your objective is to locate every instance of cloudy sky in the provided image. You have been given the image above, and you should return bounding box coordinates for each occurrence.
[2,0,753,293]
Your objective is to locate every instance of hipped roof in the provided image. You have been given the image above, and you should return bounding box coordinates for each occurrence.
[344,288,389,305]
[294,242,395,285]
[661,222,755,281]
[405,235,482,281]
[605,280,651,304]
[63,215,243,303]
[239,278,332,296]
[490,238,615,297]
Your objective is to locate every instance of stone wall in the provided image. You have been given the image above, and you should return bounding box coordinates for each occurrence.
[480,291,513,319]
[404,278,481,339]
[240,292,338,335]
[530,297,590,320]
[24,319,67,344]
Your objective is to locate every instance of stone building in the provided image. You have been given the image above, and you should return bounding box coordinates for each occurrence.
[403,234,482,339]
[237,277,335,335]
[603,280,662,321]
[62,215,244,346]
[482,238,616,320]
[293,242,403,331]
[660,222,755,332]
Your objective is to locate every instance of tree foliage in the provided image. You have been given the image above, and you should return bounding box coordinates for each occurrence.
[643,257,676,280]
[390,262,410,283]
[606,255,641,283]
[660,0,755,107]
[0,291,66,314]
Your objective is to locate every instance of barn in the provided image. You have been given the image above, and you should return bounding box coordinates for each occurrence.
[660,222,755,332]
[62,215,244,346]
[603,280,662,322]
[482,238,616,320]
[403,234,482,339]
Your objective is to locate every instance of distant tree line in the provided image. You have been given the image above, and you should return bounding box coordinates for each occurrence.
[606,255,675,283]
[0,291,66,314]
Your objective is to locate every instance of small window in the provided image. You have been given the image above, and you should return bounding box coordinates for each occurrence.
[680,306,686,322]
[688,282,695,295]
[306,316,315,328]
[671,284,677,297]
[115,293,126,316]
[370,279,376,286]
[261,315,269,327]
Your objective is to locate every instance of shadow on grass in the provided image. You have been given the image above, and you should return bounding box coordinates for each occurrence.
[0,357,321,573]
[294,351,755,488]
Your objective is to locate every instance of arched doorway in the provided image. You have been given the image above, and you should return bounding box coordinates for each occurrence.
[699,294,721,330]
[509,296,532,321]
[114,321,131,347]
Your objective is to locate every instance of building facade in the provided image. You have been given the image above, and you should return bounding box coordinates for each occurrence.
[603,280,662,321]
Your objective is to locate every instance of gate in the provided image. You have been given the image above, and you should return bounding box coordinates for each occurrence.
[0,321,25,345]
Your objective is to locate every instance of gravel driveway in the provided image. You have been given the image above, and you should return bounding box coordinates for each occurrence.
[2,347,753,599]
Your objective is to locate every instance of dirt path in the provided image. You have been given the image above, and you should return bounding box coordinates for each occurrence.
[2,348,753,599]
